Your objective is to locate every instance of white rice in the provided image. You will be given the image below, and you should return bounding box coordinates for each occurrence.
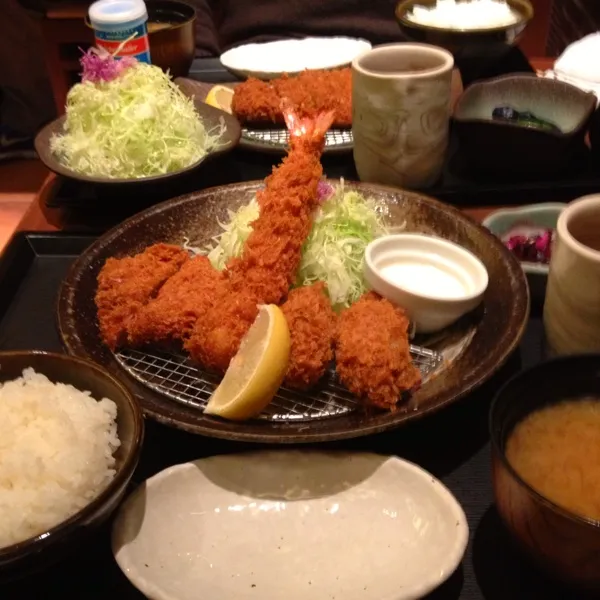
[407,0,520,30]
[0,368,120,548]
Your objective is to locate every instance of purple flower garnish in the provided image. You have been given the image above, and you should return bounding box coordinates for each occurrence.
[317,180,334,203]
[80,47,137,84]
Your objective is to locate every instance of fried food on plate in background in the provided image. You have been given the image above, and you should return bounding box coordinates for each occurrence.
[335,292,421,410]
[127,256,226,348]
[95,244,189,350]
[280,283,337,389]
[231,68,352,127]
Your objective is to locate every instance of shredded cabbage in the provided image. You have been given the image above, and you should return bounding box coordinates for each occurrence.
[50,62,225,179]
[203,180,389,310]
[296,180,388,309]
[206,200,260,270]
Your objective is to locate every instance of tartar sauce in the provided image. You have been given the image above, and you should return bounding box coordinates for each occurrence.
[379,256,472,299]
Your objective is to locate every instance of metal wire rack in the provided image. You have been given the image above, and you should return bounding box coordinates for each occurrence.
[115,344,443,422]
[241,127,353,150]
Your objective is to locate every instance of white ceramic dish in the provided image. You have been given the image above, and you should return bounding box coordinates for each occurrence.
[364,233,489,333]
[220,37,372,80]
[112,451,468,600]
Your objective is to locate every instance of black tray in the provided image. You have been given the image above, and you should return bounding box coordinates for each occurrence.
[42,56,600,221]
[0,232,589,599]
[44,134,600,222]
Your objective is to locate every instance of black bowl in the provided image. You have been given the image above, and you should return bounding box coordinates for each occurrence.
[0,351,144,580]
[395,0,533,74]
[490,354,600,592]
[453,74,597,178]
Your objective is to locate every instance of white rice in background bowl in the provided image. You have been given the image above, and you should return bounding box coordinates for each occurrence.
[0,368,120,549]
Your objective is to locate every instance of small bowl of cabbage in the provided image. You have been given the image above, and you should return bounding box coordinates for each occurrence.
[35,58,241,186]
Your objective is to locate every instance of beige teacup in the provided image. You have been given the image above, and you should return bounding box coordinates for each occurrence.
[543,194,600,355]
[352,43,454,190]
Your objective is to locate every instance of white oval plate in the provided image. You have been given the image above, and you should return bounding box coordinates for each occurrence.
[112,451,468,600]
[220,37,372,80]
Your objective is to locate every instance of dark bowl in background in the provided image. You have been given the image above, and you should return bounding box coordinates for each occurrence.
[453,74,597,178]
[490,354,600,592]
[395,0,533,67]
[146,0,196,78]
[0,351,144,580]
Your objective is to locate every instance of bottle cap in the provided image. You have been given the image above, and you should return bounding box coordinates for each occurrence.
[89,0,148,25]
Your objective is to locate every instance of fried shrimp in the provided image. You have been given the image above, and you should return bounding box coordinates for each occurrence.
[95,243,188,350]
[335,292,421,409]
[280,283,337,389]
[127,256,226,347]
[186,105,335,371]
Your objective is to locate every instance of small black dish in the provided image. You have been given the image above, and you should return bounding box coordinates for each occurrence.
[490,354,600,592]
[453,74,597,178]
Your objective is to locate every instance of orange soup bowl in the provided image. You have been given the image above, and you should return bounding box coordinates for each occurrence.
[489,354,600,592]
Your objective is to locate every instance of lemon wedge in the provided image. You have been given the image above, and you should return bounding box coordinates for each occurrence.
[204,85,234,114]
[204,304,291,420]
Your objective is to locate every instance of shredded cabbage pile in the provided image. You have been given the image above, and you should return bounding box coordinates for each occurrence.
[51,60,224,179]
[204,180,389,310]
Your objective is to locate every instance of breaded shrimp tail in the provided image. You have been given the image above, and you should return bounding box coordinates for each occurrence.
[282,98,335,155]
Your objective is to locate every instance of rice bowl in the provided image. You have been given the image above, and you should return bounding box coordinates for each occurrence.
[0,368,120,549]
[0,351,143,578]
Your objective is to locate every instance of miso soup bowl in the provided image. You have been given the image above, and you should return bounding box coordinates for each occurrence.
[490,354,600,592]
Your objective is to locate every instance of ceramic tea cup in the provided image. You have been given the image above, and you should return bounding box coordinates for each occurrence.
[543,194,600,355]
[352,43,454,190]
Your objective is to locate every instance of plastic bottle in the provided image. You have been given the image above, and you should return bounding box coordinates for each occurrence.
[88,0,151,64]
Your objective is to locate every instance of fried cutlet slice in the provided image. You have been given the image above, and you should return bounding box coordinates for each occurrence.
[231,68,352,127]
[127,256,226,347]
[335,292,421,409]
[231,77,282,124]
[95,243,189,350]
[184,283,260,373]
[280,283,337,389]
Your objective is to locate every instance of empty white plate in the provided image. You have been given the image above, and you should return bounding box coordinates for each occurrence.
[219,37,372,80]
[112,452,468,600]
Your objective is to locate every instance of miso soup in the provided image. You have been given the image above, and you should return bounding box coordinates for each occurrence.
[506,397,600,522]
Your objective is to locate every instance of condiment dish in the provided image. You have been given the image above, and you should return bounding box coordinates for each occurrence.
[0,351,144,581]
[453,74,597,177]
[364,233,489,333]
[483,203,566,304]
[490,354,600,592]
